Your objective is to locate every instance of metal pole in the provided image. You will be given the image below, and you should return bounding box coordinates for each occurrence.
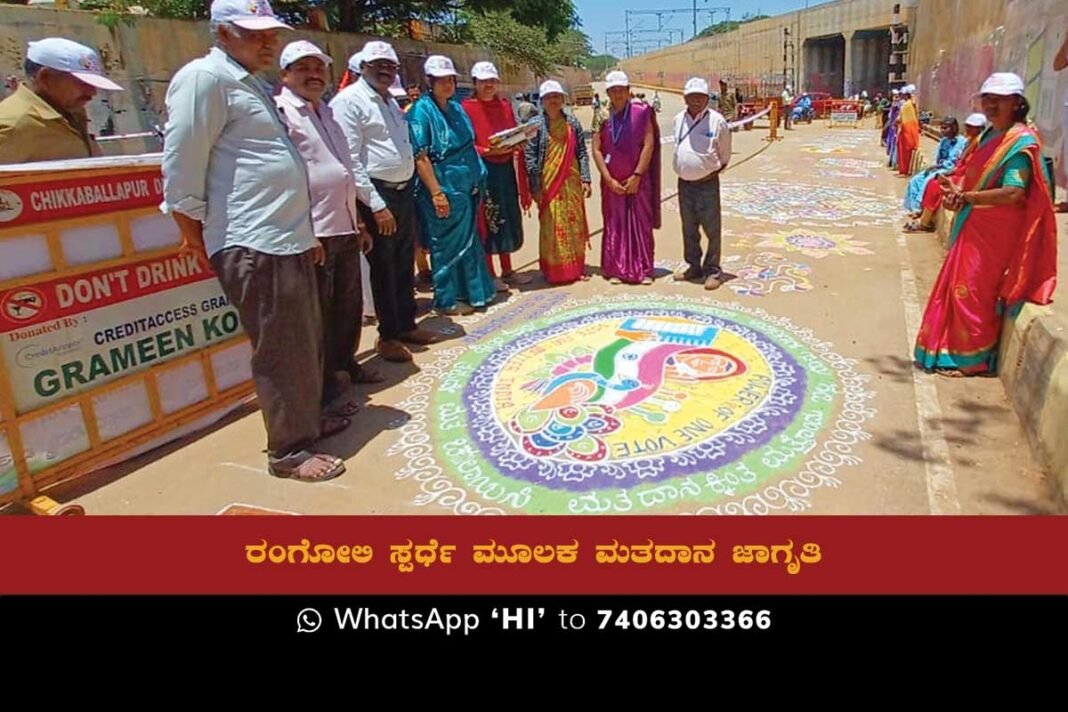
[693,0,697,40]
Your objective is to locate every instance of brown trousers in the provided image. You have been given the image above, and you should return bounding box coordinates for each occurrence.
[211,246,323,465]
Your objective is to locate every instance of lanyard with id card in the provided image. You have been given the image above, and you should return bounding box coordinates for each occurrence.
[605,102,631,165]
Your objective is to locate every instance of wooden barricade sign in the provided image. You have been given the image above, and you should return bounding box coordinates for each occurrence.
[0,155,255,506]
[828,100,863,128]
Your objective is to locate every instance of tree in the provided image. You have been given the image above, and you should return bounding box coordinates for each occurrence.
[549,29,594,68]
[586,54,618,77]
[463,10,554,76]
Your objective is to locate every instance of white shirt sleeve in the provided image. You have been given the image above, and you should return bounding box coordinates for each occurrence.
[332,93,387,214]
[716,114,732,169]
[161,69,227,221]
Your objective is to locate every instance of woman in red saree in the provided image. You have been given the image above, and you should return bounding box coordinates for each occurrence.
[462,61,533,290]
[895,85,921,176]
[915,73,1058,377]
[523,80,592,284]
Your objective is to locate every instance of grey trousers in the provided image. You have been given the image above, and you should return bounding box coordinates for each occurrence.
[678,175,723,277]
[316,234,363,404]
[210,246,323,464]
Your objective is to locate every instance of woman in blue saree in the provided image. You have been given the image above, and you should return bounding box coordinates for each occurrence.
[408,54,496,316]
[903,116,967,216]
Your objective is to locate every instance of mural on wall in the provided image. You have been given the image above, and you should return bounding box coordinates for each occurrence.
[386,294,876,515]
[915,0,1068,186]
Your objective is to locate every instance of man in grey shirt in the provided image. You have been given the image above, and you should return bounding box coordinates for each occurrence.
[161,0,346,482]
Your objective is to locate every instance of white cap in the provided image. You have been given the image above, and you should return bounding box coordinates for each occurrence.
[683,77,709,96]
[279,40,331,70]
[471,61,499,81]
[389,75,407,98]
[965,112,987,127]
[605,70,630,89]
[979,72,1024,96]
[424,54,459,78]
[891,88,900,95]
[26,38,123,91]
[347,51,363,74]
[539,80,565,97]
[360,40,399,66]
[209,0,290,31]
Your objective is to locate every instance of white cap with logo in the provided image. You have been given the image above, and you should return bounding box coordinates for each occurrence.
[210,0,290,31]
[26,38,124,91]
[683,77,710,96]
[605,70,630,89]
[979,72,1024,96]
[539,80,565,97]
[965,112,987,127]
[389,75,407,98]
[424,55,459,78]
[360,41,399,66]
[279,40,331,70]
[472,61,499,81]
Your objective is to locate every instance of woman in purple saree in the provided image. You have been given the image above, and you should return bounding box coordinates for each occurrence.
[592,71,661,285]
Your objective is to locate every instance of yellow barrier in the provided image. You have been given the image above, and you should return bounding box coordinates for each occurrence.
[0,156,255,508]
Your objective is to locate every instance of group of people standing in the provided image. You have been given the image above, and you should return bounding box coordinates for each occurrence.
[156,0,687,481]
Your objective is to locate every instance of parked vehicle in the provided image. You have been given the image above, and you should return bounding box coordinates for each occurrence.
[573,84,594,106]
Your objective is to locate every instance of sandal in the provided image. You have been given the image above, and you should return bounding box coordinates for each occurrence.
[933,368,965,379]
[268,452,346,482]
[904,219,934,233]
[325,400,361,418]
[321,415,351,437]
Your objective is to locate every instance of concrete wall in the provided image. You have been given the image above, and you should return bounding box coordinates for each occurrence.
[619,0,910,98]
[620,0,1068,188]
[0,6,590,154]
[910,0,1068,187]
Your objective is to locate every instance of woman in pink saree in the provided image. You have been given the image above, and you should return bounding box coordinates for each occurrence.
[592,70,661,285]
[915,73,1058,377]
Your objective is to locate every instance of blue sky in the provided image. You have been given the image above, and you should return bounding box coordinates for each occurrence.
[576,0,835,57]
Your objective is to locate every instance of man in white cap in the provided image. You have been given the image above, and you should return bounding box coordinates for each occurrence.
[780,84,793,130]
[0,38,123,164]
[1054,26,1068,211]
[162,0,347,483]
[671,77,732,290]
[330,40,440,363]
[274,39,379,419]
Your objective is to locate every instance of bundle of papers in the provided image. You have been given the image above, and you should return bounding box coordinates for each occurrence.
[489,122,539,148]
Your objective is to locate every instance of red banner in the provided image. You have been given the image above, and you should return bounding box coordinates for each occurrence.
[0,170,163,228]
[0,251,213,333]
[0,517,1065,595]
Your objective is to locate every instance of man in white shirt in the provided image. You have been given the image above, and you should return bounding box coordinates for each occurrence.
[275,40,379,420]
[672,77,732,290]
[330,40,440,363]
[162,0,346,482]
[781,85,793,130]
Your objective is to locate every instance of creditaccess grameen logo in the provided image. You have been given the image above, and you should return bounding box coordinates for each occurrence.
[0,189,24,223]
